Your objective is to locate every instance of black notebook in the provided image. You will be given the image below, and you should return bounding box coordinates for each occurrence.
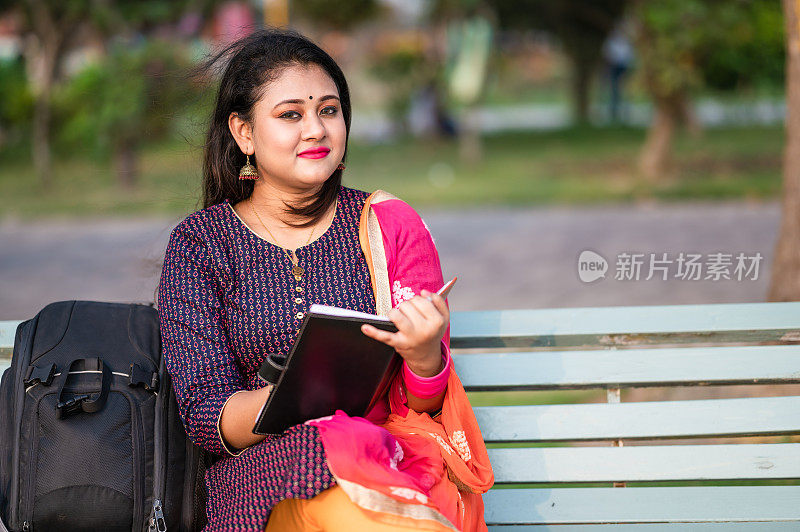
[252,304,400,435]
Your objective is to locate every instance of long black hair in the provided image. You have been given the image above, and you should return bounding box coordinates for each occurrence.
[200,27,350,227]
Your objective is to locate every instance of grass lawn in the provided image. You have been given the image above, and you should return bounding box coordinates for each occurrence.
[0,125,784,220]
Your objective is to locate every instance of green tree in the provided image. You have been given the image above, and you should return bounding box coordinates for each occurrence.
[2,0,219,187]
[487,0,627,124]
[631,0,784,181]
[54,39,202,189]
[695,0,784,92]
[631,0,704,181]
[0,57,34,147]
[0,1,92,185]
[768,0,800,300]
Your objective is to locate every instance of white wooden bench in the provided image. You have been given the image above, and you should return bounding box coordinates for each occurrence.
[3,301,800,529]
[450,302,800,529]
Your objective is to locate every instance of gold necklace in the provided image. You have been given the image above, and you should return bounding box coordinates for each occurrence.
[248,198,337,281]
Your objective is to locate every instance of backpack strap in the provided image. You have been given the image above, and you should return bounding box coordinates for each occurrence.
[54,358,112,419]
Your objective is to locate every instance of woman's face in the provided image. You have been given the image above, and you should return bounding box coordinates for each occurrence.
[230,63,346,193]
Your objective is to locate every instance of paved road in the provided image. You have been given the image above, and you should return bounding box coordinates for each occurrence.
[0,200,780,320]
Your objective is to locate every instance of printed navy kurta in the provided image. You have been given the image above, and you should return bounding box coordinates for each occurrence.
[157,185,377,530]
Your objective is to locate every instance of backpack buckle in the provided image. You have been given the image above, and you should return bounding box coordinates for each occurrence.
[129,363,159,391]
[24,363,56,387]
[56,394,90,419]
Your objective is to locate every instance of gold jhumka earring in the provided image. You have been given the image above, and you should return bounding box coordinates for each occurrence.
[239,154,259,180]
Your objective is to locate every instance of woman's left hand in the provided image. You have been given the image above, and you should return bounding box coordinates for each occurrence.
[361,289,449,377]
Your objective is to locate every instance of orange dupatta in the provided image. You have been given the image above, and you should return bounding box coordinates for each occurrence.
[347,190,495,530]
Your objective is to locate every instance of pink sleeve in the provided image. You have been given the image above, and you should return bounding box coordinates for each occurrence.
[372,199,451,415]
[401,347,451,398]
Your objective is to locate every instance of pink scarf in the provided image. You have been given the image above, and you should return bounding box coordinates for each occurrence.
[305,190,494,531]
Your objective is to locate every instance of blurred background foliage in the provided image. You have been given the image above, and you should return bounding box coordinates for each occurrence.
[368,36,436,129]
[292,0,379,30]
[0,0,788,218]
[696,0,784,92]
[52,39,204,188]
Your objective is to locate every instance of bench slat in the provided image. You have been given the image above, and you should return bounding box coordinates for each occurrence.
[450,302,800,348]
[488,443,800,483]
[6,303,800,352]
[454,345,800,390]
[6,345,797,389]
[475,396,800,442]
[482,486,800,525]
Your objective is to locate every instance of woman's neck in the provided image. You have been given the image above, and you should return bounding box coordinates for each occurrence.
[233,179,337,250]
[249,180,323,228]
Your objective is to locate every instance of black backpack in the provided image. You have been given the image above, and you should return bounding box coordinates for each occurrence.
[0,300,209,531]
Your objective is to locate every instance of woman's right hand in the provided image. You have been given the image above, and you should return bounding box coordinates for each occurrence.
[360,289,449,377]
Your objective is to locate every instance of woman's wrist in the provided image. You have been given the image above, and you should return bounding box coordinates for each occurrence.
[404,346,444,377]
[218,385,271,453]
[402,343,451,399]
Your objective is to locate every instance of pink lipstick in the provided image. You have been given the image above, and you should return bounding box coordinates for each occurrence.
[298,147,330,159]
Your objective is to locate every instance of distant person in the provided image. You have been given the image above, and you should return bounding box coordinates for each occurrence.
[409,82,458,138]
[603,24,634,123]
[157,28,493,531]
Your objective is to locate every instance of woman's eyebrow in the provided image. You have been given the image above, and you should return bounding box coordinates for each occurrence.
[273,95,340,109]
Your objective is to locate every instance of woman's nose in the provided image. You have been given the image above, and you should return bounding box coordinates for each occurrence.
[301,112,326,140]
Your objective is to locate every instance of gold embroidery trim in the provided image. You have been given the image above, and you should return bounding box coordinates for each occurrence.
[334,476,457,531]
[359,189,399,317]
